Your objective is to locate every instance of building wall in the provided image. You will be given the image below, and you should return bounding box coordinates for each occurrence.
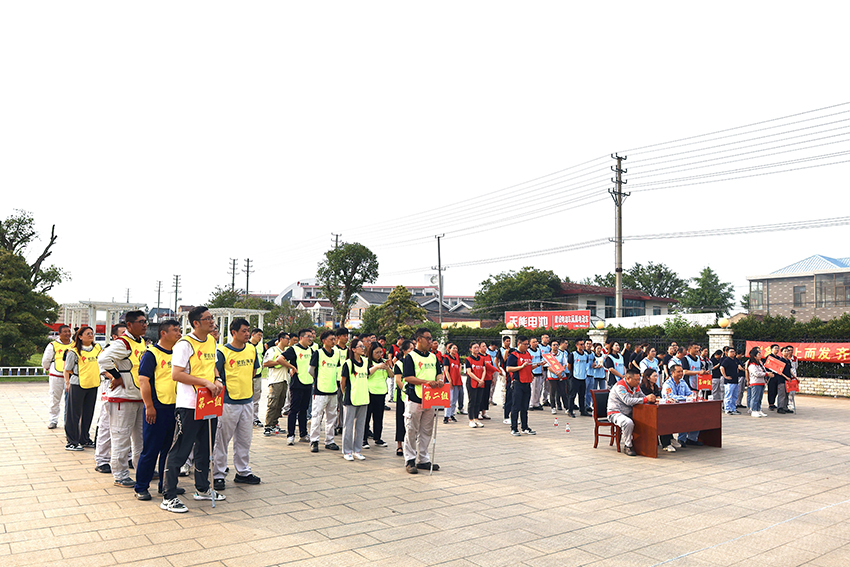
[750,274,850,320]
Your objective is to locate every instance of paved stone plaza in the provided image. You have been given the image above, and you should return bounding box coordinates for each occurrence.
[2,382,850,567]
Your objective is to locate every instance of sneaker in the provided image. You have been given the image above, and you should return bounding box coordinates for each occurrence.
[670,439,682,449]
[416,462,439,471]
[522,429,537,435]
[263,427,273,437]
[287,436,295,445]
[777,408,788,414]
[624,446,637,456]
[234,473,261,484]
[48,422,58,429]
[405,460,418,474]
[686,439,704,447]
[194,489,225,501]
[273,426,284,435]
[469,421,477,428]
[724,411,733,415]
[663,445,676,453]
[759,411,768,417]
[213,478,226,491]
[443,417,449,424]
[551,409,557,415]
[179,464,190,477]
[160,497,188,513]
[475,421,484,428]
[65,443,83,451]
[752,412,763,418]
[568,411,576,418]
[253,419,262,427]
[311,441,319,453]
[82,441,95,449]
[481,414,491,420]
[353,453,365,460]
[114,478,135,488]
[361,441,370,449]
[502,419,511,425]
[449,416,457,423]
[299,436,310,443]
[135,490,152,501]
[511,430,521,437]
[731,410,741,415]
[324,443,339,451]
[374,439,388,447]
[769,405,776,411]
[94,464,111,474]
[343,453,354,461]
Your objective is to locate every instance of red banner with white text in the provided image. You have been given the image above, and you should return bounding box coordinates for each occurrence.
[745,341,850,364]
[504,310,591,330]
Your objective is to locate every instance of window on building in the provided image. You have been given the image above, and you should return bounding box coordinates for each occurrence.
[793,286,806,308]
[749,281,764,310]
[586,300,597,317]
[653,306,662,316]
[816,275,834,308]
[604,297,645,317]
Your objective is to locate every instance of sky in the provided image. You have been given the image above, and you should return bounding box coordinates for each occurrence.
[3,2,849,316]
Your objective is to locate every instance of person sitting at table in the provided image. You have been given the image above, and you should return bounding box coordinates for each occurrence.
[640,369,675,453]
[662,365,703,448]
[607,367,656,457]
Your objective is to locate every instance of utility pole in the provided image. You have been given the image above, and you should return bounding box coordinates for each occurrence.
[243,259,254,296]
[173,275,181,314]
[126,288,130,302]
[228,258,238,291]
[331,233,341,249]
[432,235,445,327]
[154,281,162,320]
[609,153,629,318]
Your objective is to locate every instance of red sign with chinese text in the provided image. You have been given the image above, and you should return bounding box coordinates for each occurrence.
[697,374,712,391]
[542,353,565,375]
[764,356,786,374]
[746,341,850,364]
[195,386,224,420]
[787,379,800,393]
[422,383,451,409]
[504,310,591,330]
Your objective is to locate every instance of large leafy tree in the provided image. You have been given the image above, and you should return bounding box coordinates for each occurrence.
[679,267,735,315]
[208,285,242,308]
[263,302,314,335]
[316,243,379,323]
[473,267,563,318]
[374,286,428,341]
[592,262,687,299]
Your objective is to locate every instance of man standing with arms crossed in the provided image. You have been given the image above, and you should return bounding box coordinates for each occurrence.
[161,306,225,513]
[42,324,73,429]
[402,327,444,474]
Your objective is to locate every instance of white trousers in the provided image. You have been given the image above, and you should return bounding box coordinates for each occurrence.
[609,412,635,448]
[403,401,436,464]
[214,403,253,478]
[95,402,112,466]
[108,401,144,480]
[530,375,545,408]
[310,394,338,444]
[48,374,64,425]
[252,376,262,421]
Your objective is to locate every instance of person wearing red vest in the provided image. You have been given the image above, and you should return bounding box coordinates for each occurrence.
[442,344,463,424]
[505,336,543,436]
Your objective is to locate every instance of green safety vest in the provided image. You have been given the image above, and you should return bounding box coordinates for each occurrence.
[345,358,370,406]
[293,344,313,385]
[367,361,389,395]
[316,348,339,394]
[409,350,438,402]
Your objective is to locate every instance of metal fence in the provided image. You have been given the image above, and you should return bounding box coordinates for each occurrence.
[0,366,48,378]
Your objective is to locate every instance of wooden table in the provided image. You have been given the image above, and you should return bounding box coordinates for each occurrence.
[632,400,722,458]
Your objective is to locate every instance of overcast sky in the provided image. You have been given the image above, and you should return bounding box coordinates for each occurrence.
[3,2,849,315]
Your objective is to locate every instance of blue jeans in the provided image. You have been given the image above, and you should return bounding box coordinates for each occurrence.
[135,403,176,494]
[446,385,462,417]
[724,382,739,412]
[584,377,594,409]
[749,384,765,413]
[678,430,699,444]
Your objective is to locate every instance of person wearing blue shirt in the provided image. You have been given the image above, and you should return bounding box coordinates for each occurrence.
[538,335,552,408]
[568,341,593,417]
[662,365,702,447]
[528,338,545,411]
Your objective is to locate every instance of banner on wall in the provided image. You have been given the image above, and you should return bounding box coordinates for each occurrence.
[504,310,591,330]
[745,341,850,364]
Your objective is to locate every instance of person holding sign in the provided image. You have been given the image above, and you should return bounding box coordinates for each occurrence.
[506,336,543,437]
[746,347,772,418]
[212,318,261,491]
[307,330,342,453]
[161,306,225,513]
[340,338,370,460]
[545,340,569,416]
[63,326,103,451]
[402,328,444,474]
[442,344,463,424]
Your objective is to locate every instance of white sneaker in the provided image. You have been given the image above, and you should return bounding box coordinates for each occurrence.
[502,419,511,425]
[663,445,676,452]
[551,408,557,415]
[343,453,354,461]
[475,421,484,428]
[193,489,225,501]
[353,453,365,460]
[759,411,768,417]
[670,439,682,448]
[160,497,188,513]
[287,436,295,445]
[469,421,477,428]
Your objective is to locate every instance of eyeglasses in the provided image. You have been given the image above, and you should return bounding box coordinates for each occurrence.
[200,316,215,322]
[128,319,148,325]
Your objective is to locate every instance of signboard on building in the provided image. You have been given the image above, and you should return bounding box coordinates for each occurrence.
[504,310,591,330]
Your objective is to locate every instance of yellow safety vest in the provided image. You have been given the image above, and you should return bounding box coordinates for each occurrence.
[367,361,389,395]
[316,348,340,394]
[52,340,74,373]
[75,344,103,389]
[217,343,256,401]
[334,346,348,381]
[149,345,177,405]
[345,358,370,406]
[177,334,216,386]
[122,334,148,388]
[409,350,438,401]
[394,360,407,402]
[292,344,313,385]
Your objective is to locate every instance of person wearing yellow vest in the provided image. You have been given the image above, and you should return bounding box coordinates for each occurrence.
[212,318,262,491]
[249,328,264,427]
[332,327,350,436]
[161,306,225,513]
[364,342,392,449]
[133,320,182,501]
[97,310,149,488]
[339,338,370,460]
[42,324,73,429]
[402,327,445,474]
[62,326,103,450]
[94,323,127,475]
[262,332,290,436]
[283,329,314,445]
[393,340,414,457]
[307,330,341,453]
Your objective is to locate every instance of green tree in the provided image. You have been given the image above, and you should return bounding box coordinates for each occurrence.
[679,267,735,315]
[316,243,379,323]
[207,285,242,308]
[0,210,67,293]
[359,305,381,335]
[0,251,59,365]
[592,262,687,299]
[473,267,563,318]
[263,302,314,335]
[375,286,428,341]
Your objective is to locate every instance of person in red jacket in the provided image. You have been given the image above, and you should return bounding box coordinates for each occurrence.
[442,344,463,424]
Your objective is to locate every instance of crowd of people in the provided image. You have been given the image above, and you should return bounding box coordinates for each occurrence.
[42,315,800,512]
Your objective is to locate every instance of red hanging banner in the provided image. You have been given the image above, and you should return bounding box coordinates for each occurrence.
[745,341,850,364]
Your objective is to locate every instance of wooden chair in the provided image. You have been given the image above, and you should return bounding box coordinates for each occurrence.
[591,389,621,452]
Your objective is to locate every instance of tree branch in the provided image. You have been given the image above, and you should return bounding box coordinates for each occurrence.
[30,224,57,287]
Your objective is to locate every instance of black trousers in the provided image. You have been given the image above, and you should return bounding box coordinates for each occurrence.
[466,383,484,421]
[767,377,778,406]
[481,380,492,413]
[65,384,98,445]
[395,387,405,443]
[364,392,385,442]
[287,387,310,438]
[547,380,568,411]
[163,409,216,500]
[503,378,514,419]
[510,381,531,431]
[568,378,587,413]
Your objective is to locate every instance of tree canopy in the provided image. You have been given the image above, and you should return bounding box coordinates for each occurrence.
[373,286,428,341]
[679,267,735,315]
[592,262,688,299]
[473,267,564,318]
[316,243,379,323]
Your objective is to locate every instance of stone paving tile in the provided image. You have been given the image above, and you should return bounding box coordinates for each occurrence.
[3,384,850,566]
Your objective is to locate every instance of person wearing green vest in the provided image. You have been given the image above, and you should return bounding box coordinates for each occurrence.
[308,330,341,453]
[283,329,314,445]
[363,342,392,449]
[250,328,264,427]
[339,338,370,460]
[402,327,444,475]
[393,340,414,457]
[332,327,350,436]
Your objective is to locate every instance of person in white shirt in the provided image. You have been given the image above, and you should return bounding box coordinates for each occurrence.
[42,324,73,428]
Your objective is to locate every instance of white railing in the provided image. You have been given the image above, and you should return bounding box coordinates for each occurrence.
[0,367,48,378]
